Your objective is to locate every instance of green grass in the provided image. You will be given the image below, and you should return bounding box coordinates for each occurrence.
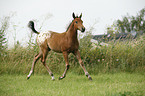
[0,73,144,96]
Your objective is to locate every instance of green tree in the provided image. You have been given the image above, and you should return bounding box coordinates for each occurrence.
[0,16,10,56]
[108,8,145,34]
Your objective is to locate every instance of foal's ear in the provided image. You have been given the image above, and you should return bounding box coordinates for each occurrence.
[79,13,82,18]
[72,12,76,19]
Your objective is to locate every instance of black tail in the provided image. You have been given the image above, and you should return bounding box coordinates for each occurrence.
[28,21,40,34]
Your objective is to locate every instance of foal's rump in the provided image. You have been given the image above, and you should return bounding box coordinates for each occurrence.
[36,31,52,46]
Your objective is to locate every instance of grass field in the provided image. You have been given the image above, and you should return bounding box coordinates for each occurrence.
[0,73,144,96]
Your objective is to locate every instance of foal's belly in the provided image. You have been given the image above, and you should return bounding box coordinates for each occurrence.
[48,44,62,53]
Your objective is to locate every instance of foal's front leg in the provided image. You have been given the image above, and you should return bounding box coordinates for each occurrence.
[74,50,92,80]
[59,51,70,80]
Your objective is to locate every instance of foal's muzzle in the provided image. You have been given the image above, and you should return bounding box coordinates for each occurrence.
[81,27,85,33]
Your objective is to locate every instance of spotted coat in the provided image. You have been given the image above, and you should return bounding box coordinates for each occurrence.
[36,31,52,45]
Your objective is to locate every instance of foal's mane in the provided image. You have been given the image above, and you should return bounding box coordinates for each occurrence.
[66,20,73,32]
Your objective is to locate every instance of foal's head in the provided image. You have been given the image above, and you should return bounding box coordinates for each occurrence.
[72,13,85,32]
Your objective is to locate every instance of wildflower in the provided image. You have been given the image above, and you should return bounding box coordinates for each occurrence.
[116,59,119,61]
[98,59,100,62]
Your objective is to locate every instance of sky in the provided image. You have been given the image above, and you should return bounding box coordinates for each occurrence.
[0,0,145,48]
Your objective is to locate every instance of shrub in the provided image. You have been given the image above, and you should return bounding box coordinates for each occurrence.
[0,32,144,75]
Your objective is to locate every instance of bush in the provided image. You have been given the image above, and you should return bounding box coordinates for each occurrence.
[78,34,145,74]
[0,32,145,75]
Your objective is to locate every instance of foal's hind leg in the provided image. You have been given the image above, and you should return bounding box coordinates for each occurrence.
[27,53,42,79]
[41,48,55,80]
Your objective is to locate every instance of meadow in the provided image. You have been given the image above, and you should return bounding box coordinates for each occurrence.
[0,73,144,96]
[0,32,145,96]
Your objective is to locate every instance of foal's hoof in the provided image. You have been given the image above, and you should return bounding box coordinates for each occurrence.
[88,77,92,81]
[51,78,55,81]
[58,77,64,80]
[52,79,55,81]
[27,76,30,80]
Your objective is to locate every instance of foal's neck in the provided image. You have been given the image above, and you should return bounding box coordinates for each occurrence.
[66,22,78,39]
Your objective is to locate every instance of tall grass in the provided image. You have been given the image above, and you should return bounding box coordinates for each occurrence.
[78,34,145,74]
[0,33,145,75]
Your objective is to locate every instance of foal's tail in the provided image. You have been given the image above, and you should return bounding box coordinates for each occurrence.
[28,21,40,34]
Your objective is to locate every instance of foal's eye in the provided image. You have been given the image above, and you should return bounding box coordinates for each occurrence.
[75,21,78,24]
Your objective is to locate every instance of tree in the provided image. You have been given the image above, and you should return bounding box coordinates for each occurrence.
[108,8,145,35]
[0,16,10,56]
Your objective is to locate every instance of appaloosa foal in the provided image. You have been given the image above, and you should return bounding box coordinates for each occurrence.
[27,13,92,80]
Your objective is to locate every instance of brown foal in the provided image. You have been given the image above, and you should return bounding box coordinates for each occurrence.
[27,13,92,80]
